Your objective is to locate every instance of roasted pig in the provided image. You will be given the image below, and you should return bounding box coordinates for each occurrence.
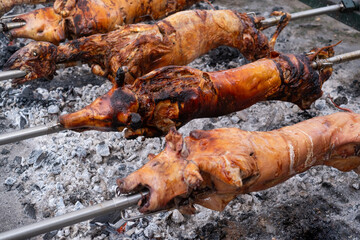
[59,46,333,138]
[118,112,360,213]
[4,10,290,85]
[6,0,202,43]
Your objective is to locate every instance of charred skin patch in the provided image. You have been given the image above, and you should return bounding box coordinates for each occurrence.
[59,86,139,131]
[3,41,58,85]
[109,87,138,129]
[233,12,270,61]
[268,49,333,109]
[133,66,217,130]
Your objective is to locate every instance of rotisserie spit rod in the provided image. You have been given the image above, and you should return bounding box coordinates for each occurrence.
[0,190,149,240]
[0,69,26,81]
[0,21,25,32]
[260,0,359,28]
[0,49,360,146]
[311,49,360,69]
[0,61,81,80]
[1,3,359,83]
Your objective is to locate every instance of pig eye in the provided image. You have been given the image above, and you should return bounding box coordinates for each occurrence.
[33,51,38,56]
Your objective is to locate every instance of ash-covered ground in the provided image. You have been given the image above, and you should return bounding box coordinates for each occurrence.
[0,0,360,239]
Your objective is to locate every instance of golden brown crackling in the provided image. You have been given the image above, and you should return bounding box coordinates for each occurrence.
[118,112,360,213]
[9,0,201,43]
[6,10,272,86]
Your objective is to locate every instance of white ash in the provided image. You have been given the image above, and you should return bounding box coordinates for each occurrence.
[0,0,360,239]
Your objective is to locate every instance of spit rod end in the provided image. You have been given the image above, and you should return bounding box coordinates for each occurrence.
[0,21,25,32]
[0,122,64,146]
[0,70,27,81]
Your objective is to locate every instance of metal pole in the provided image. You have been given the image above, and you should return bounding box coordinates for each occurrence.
[261,4,343,28]
[0,62,83,82]
[0,191,148,240]
[0,13,23,21]
[0,123,64,146]
[311,50,360,68]
[0,21,25,32]
[0,70,27,81]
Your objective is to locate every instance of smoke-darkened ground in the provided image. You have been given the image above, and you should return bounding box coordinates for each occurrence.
[0,0,359,239]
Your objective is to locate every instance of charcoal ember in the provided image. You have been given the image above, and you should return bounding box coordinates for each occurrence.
[14,165,28,174]
[208,46,241,67]
[0,42,20,69]
[9,155,21,169]
[333,96,348,106]
[144,222,161,238]
[43,230,58,240]
[31,150,48,169]
[24,203,36,219]
[96,142,110,157]
[17,113,28,129]
[48,105,60,114]
[198,223,225,240]
[0,157,8,167]
[4,176,16,190]
[315,99,326,110]
[19,87,34,99]
[50,165,62,175]
[272,6,284,11]
[352,182,360,190]
[171,210,185,223]
[203,123,215,130]
[1,148,10,155]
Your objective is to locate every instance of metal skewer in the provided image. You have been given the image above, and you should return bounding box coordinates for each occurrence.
[261,3,343,28]
[0,190,149,240]
[0,69,27,81]
[0,122,64,145]
[0,21,25,32]
[1,49,360,146]
[0,61,83,82]
[0,13,23,21]
[261,0,359,28]
[311,50,360,69]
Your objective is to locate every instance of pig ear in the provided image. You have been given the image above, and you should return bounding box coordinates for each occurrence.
[115,67,126,87]
[164,127,183,153]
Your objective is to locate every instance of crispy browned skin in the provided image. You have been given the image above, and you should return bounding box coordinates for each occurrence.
[8,0,201,43]
[117,113,360,213]
[58,47,333,138]
[0,0,52,16]
[4,10,276,85]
